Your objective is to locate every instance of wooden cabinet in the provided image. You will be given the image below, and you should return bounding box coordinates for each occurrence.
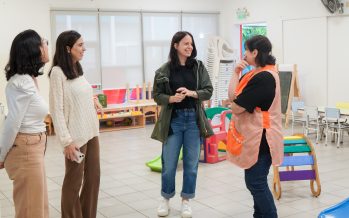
[98,101,157,132]
[99,112,144,132]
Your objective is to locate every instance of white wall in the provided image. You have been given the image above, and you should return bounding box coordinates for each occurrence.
[221,0,349,106]
[0,0,51,111]
[327,16,349,105]
[2,0,349,110]
[282,17,327,106]
[221,0,332,61]
[0,0,224,110]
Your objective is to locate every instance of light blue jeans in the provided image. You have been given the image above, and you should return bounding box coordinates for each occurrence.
[161,108,200,199]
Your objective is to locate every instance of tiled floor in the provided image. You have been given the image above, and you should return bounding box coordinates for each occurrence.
[1,124,349,218]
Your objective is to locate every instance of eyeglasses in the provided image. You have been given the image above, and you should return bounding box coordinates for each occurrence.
[42,38,49,46]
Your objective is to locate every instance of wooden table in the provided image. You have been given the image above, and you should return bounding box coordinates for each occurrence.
[317,106,349,117]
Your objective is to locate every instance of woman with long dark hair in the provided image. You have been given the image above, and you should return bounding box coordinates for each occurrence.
[0,29,49,218]
[151,31,213,218]
[227,35,283,218]
[49,30,102,218]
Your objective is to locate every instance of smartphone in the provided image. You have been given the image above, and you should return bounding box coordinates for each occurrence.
[242,65,254,75]
[74,150,85,163]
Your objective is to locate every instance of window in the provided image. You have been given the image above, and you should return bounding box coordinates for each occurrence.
[240,23,267,59]
[51,12,101,86]
[51,10,219,90]
[182,13,219,61]
[142,13,181,83]
[100,12,142,89]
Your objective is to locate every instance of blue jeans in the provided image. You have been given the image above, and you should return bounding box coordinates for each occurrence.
[161,108,200,199]
[245,152,278,218]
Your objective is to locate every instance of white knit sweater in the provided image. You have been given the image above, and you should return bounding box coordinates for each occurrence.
[49,66,99,149]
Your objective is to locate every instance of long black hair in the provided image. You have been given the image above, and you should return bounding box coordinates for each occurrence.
[168,31,197,71]
[245,35,276,67]
[5,29,45,81]
[49,30,83,80]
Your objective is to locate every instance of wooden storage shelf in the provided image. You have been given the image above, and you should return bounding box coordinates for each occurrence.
[99,114,144,132]
[97,100,157,132]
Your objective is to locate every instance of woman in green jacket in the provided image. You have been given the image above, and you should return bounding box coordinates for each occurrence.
[151,31,213,218]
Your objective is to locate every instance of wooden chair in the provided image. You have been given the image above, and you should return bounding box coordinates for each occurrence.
[142,105,158,124]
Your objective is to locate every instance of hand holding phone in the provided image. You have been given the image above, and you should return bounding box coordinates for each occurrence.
[74,150,85,163]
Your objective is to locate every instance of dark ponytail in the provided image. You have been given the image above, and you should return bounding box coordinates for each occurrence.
[245,35,275,67]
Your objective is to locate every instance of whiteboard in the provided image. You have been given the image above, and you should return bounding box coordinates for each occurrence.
[327,16,349,105]
[283,17,327,106]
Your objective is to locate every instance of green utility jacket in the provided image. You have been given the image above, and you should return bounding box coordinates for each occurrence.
[151,60,214,143]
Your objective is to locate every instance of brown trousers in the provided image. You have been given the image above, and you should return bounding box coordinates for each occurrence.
[61,136,100,218]
[4,132,49,218]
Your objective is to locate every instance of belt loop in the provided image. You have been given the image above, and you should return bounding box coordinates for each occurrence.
[44,132,48,155]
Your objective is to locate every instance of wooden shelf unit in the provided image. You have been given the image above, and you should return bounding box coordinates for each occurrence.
[98,101,157,132]
[99,113,144,132]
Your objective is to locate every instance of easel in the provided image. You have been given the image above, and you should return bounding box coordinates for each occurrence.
[277,64,301,127]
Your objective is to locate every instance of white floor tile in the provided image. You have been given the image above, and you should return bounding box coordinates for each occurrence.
[0,125,348,217]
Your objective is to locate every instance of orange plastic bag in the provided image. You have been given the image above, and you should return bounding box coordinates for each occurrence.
[226,121,244,156]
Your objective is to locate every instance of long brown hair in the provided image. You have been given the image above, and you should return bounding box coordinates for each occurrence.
[49,30,83,79]
[168,31,197,71]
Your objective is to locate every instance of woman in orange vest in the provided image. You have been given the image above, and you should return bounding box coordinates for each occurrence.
[227,35,283,218]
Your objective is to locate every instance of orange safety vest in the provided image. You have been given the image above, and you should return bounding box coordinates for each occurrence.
[226,65,284,169]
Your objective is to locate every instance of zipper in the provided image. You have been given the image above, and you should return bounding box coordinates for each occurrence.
[196,60,199,89]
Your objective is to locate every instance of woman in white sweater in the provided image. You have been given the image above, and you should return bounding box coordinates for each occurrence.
[0,29,49,218]
[49,30,102,218]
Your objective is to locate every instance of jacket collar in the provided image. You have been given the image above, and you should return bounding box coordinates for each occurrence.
[156,60,199,80]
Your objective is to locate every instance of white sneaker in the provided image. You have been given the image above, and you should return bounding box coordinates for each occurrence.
[181,200,192,218]
[157,198,170,217]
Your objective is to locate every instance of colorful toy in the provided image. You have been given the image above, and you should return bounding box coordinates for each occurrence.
[218,141,226,151]
[273,134,321,199]
[97,93,107,108]
[146,149,183,172]
[122,117,132,125]
[203,107,232,164]
[318,197,349,218]
[105,120,114,127]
